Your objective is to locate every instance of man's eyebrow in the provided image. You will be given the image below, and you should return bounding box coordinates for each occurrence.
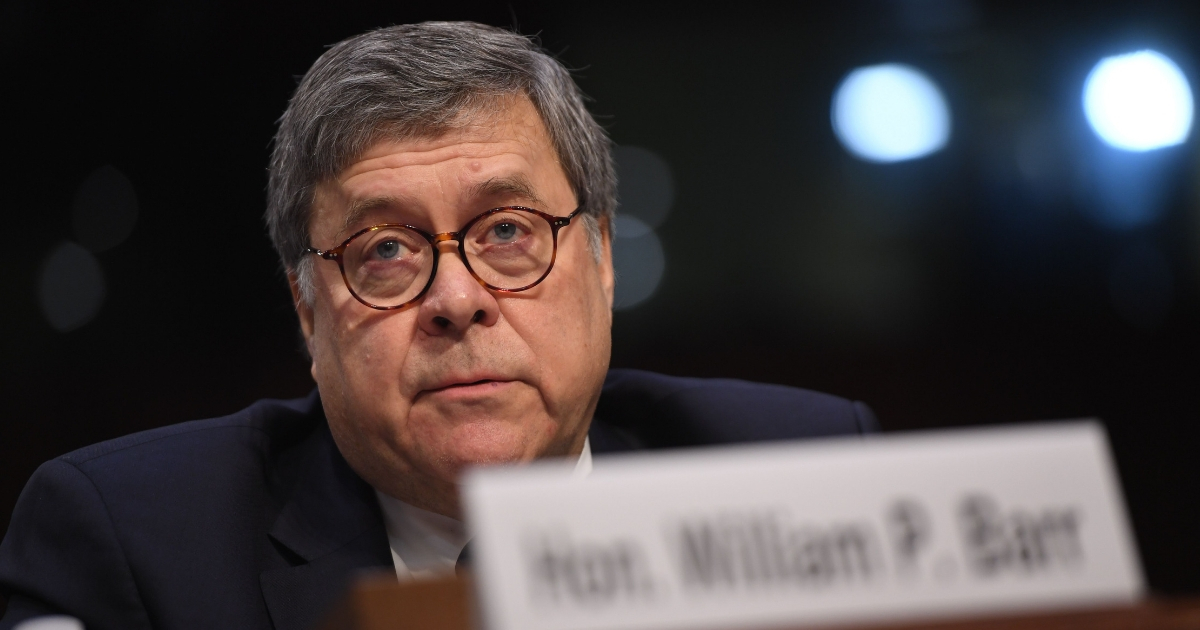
[337,196,405,240]
[467,175,546,208]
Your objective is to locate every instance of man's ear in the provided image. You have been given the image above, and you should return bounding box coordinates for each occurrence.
[597,216,615,311]
[287,271,317,362]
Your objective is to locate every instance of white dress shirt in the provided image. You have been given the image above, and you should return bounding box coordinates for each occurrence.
[375,438,593,581]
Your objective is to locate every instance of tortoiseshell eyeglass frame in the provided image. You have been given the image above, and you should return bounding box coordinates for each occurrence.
[302,205,584,311]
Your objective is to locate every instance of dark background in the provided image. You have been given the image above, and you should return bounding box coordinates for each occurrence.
[2,0,1198,605]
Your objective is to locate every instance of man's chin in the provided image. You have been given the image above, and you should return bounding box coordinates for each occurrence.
[422,420,554,477]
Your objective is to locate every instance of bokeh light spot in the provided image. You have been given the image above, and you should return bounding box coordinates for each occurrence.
[612,215,665,310]
[832,63,951,163]
[613,146,675,228]
[38,241,106,332]
[1083,50,1193,152]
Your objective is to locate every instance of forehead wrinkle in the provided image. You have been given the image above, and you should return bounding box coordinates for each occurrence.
[326,101,561,243]
[345,138,528,178]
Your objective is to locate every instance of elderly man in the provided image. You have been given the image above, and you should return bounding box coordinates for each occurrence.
[0,22,877,630]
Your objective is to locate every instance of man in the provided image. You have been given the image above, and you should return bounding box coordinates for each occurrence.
[0,22,878,630]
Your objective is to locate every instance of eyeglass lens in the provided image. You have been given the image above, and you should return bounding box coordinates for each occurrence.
[342,209,556,307]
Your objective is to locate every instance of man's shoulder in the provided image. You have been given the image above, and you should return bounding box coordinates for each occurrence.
[591,369,879,453]
[56,392,322,477]
[0,391,345,630]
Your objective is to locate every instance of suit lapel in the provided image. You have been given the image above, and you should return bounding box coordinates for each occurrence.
[260,419,392,630]
[256,382,640,630]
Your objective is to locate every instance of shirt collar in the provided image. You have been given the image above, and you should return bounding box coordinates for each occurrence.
[375,437,592,580]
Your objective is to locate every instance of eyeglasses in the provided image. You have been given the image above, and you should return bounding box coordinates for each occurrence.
[303,206,584,310]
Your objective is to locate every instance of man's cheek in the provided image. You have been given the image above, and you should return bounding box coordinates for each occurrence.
[336,319,403,389]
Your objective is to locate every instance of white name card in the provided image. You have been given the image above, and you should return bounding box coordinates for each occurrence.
[463,422,1143,630]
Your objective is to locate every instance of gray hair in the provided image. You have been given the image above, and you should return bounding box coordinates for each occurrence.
[266,21,617,302]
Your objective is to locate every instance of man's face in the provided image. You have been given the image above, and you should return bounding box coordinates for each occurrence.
[294,97,614,516]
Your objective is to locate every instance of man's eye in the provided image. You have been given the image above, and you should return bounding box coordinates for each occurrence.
[492,222,519,242]
[374,240,403,259]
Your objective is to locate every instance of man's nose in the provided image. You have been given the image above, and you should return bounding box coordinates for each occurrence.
[416,241,500,335]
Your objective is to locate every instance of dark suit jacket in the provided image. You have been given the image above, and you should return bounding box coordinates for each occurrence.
[0,369,877,630]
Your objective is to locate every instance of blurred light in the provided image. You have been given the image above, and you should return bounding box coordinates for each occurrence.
[613,146,674,228]
[1109,241,1173,330]
[1083,50,1193,152]
[71,164,138,253]
[832,63,951,163]
[38,241,105,332]
[612,216,665,310]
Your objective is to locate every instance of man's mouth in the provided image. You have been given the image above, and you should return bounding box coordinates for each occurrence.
[421,377,516,397]
[439,379,498,390]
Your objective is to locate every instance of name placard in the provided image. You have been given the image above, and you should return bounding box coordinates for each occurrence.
[463,422,1143,630]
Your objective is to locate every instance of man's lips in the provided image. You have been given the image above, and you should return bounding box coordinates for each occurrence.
[418,377,517,397]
